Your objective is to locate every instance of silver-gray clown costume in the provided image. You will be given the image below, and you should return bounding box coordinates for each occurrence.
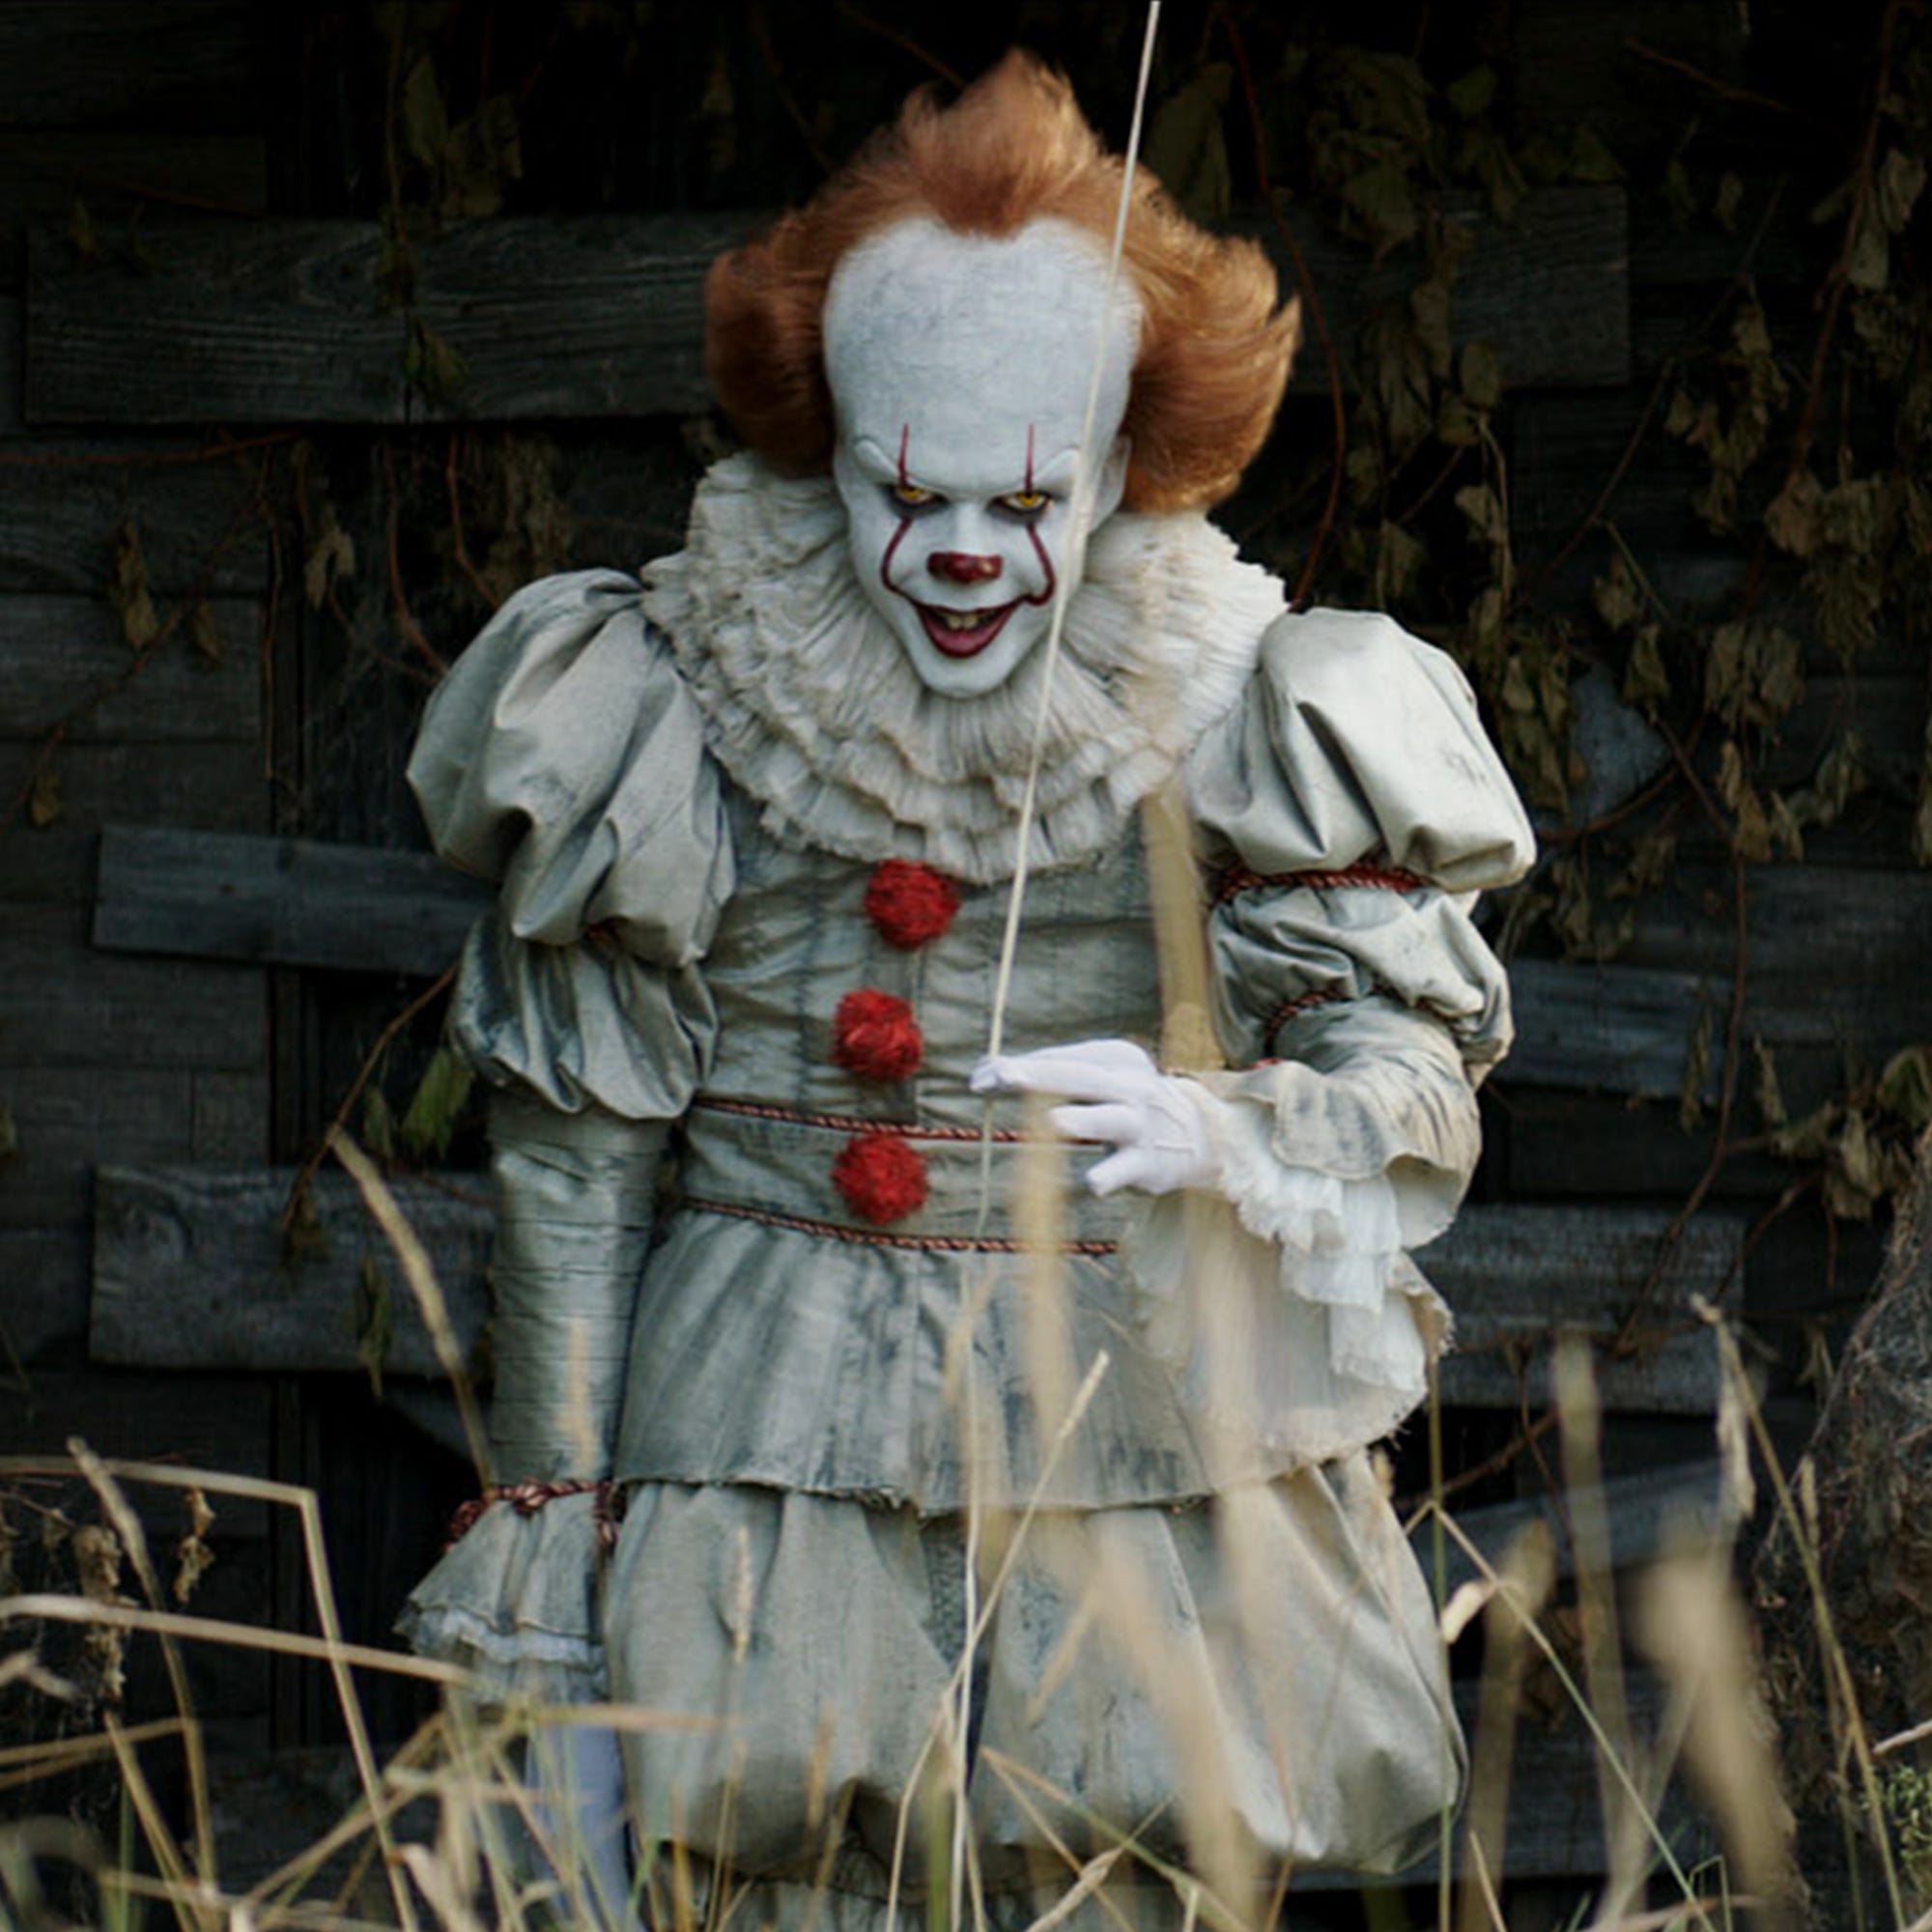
[399,453,1536,1920]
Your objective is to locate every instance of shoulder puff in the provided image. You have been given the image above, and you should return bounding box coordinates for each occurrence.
[407,571,734,967]
[1187,607,1536,893]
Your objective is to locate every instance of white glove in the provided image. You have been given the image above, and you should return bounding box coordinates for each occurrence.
[969,1038,1218,1198]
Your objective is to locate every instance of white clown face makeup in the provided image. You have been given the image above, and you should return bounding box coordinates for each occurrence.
[822,217,1141,698]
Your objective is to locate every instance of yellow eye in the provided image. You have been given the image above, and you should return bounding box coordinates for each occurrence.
[892,483,937,506]
[1000,490,1049,513]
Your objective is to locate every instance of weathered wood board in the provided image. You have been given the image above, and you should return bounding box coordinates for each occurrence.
[91,1165,494,1381]
[1413,1458,1730,1594]
[25,189,1627,425]
[0,295,19,435]
[0,1064,262,1229]
[91,1165,1739,1412]
[0,1066,265,1260]
[91,827,1725,1105]
[1502,956,1714,1100]
[1,595,262,742]
[1427,1204,1733,1410]
[1626,863,1932,1046]
[0,130,269,290]
[1270,183,1628,392]
[0,906,267,1070]
[27,211,759,425]
[0,441,270,594]
[0,4,258,128]
[95,825,483,979]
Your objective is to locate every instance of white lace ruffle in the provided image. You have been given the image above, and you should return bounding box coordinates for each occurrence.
[1119,1077,1451,1467]
[640,454,1285,883]
[1189,1084,1427,1394]
[398,1604,608,1700]
[395,1490,610,1706]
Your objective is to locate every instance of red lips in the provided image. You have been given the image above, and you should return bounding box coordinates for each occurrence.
[915,601,1019,657]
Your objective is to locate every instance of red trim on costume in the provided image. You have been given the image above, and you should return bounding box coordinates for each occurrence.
[1260,986,1350,1056]
[693,1095,1027,1143]
[444,1478,628,1553]
[1214,862,1429,906]
[1257,980,1461,1056]
[685,1193,1119,1257]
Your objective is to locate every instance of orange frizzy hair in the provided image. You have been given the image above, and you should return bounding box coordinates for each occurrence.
[704,51,1298,515]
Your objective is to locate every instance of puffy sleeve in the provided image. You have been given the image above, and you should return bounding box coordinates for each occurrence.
[407,568,735,1121]
[398,573,735,1702]
[1141,609,1534,1458]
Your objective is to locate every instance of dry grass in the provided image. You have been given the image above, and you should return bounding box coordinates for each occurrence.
[1,1094,1886,1930]
[0,1327,1855,1932]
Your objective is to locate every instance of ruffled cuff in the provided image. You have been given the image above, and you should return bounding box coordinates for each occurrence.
[1186,1085,1420,1392]
[1218,995,1484,1246]
[1120,1183,1447,1471]
[396,1489,611,1707]
[1117,1015,1476,1465]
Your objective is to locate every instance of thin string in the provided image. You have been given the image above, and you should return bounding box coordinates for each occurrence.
[981,2,1163,1076]
[951,17,1163,1928]
[972,3,1165,1239]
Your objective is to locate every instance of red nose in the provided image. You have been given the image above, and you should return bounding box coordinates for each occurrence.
[927,552,1004,585]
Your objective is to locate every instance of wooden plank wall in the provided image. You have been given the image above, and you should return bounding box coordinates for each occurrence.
[0,2,280,1759]
[1500,0,1905,1371]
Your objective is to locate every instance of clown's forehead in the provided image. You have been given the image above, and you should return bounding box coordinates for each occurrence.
[823,216,1141,494]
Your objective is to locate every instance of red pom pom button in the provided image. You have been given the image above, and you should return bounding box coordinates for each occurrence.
[832,1131,928,1225]
[865,860,960,950]
[833,988,923,1082]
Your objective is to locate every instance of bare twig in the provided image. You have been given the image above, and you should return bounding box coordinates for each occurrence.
[1401,1405,1563,1514]
[443,430,498,611]
[750,2,838,175]
[0,430,298,469]
[383,440,447,674]
[278,963,458,1232]
[1777,0,1903,501]
[833,3,963,87]
[1623,40,1792,114]
[1613,745,1750,1357]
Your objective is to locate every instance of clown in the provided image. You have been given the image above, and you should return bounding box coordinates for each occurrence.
[402,52,1534,1929]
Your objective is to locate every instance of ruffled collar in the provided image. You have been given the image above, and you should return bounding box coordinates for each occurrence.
[639,453,1286,884]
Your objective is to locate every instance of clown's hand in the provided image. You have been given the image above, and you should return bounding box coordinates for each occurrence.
[969,1038,1217,1198]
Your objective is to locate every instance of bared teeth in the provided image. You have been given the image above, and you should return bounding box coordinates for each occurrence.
[913,599,1017,658]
